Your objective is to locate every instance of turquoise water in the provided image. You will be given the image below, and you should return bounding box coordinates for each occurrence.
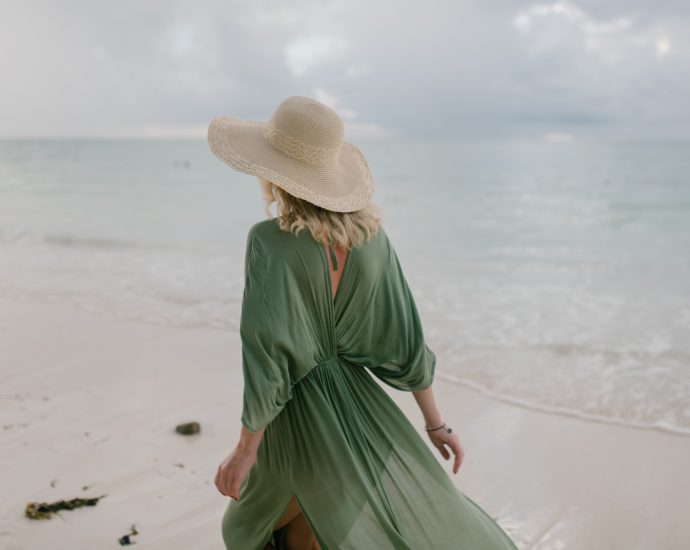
[1,138,689,434]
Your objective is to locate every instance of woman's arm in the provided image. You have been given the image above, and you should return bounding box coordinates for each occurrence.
[215,425,266,500]
[412,386,443,427]
[413,385,465,474]
[238,424,265,454]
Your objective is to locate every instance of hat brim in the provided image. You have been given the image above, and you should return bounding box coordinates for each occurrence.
[207,116,374,213]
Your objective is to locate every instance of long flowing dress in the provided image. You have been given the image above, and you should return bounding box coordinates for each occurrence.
[221,217,518,550]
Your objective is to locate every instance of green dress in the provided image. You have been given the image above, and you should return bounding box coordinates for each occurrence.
[221,218,518,550]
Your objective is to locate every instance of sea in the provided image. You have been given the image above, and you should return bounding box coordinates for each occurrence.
[1,138,689,436]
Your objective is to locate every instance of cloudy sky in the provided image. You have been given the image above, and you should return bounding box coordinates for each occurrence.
[1,0,687,140]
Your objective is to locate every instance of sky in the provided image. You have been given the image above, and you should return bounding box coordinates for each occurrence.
[0,0,688,141]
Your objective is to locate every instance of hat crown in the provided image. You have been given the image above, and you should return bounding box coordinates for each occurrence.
[263,96,344,167]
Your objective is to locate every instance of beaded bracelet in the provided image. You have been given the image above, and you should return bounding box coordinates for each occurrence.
[424,422,452,433]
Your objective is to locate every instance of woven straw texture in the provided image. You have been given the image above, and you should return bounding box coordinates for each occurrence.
[207,96,375,213]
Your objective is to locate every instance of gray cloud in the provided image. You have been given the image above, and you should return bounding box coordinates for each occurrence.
[0,0,687,140]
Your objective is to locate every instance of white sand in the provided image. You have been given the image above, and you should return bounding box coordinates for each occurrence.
[1,297,689,549]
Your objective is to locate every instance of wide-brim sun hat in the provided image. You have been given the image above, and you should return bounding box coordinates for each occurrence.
[207,95,375,213]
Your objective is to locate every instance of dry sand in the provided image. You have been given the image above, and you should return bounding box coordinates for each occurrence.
[1,297,689,549]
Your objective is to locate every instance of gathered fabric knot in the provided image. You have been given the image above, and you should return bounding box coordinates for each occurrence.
[316,356,340,369]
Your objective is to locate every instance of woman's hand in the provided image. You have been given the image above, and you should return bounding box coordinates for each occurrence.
[427,424,464,474]
[215,445,257,500]
[412,387,465,474]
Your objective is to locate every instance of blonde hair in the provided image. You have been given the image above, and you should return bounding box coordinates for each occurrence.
[257,176,383,249]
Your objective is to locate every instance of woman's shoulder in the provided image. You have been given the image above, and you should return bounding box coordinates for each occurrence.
[246,218,292,249]
[248,217,280,239]
[245,218,312,265]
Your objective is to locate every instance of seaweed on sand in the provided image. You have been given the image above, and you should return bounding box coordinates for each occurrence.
[25,495,107,520]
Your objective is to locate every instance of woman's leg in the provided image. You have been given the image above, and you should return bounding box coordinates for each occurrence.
[271,495,321,550]
[273,495,302,529]
[284,511,321,550]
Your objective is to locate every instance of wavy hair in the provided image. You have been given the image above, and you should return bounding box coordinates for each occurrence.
[257,177,382,250]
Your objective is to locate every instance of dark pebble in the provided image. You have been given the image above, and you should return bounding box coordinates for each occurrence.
[175,422,201,435]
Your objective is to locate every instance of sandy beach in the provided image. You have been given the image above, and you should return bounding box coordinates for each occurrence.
[1,296,689,550]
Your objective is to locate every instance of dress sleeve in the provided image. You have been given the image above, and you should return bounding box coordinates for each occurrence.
[238,224,294,432]
[364,232,437,392]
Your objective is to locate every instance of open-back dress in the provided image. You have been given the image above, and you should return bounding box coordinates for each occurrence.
[221,217,518,549]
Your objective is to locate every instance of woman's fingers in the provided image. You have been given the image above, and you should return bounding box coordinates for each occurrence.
[217,466,242,501]
[215,465,225,496]
[450,438,464,473]
[431,434,465,474]
[437,443,450,460]
[214,448,257,501]
[229,475,241,501]
[218,465,229,496]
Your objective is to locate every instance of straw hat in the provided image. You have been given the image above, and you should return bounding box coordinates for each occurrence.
[207,96,375,212]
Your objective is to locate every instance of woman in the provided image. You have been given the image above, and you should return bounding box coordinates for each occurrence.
[208,96,518,549]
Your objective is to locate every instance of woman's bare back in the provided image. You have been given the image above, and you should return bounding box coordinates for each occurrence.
[324,243,349,300]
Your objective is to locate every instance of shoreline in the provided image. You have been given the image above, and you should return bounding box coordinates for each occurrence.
[434,371,690,438]
[2,297,689,549]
